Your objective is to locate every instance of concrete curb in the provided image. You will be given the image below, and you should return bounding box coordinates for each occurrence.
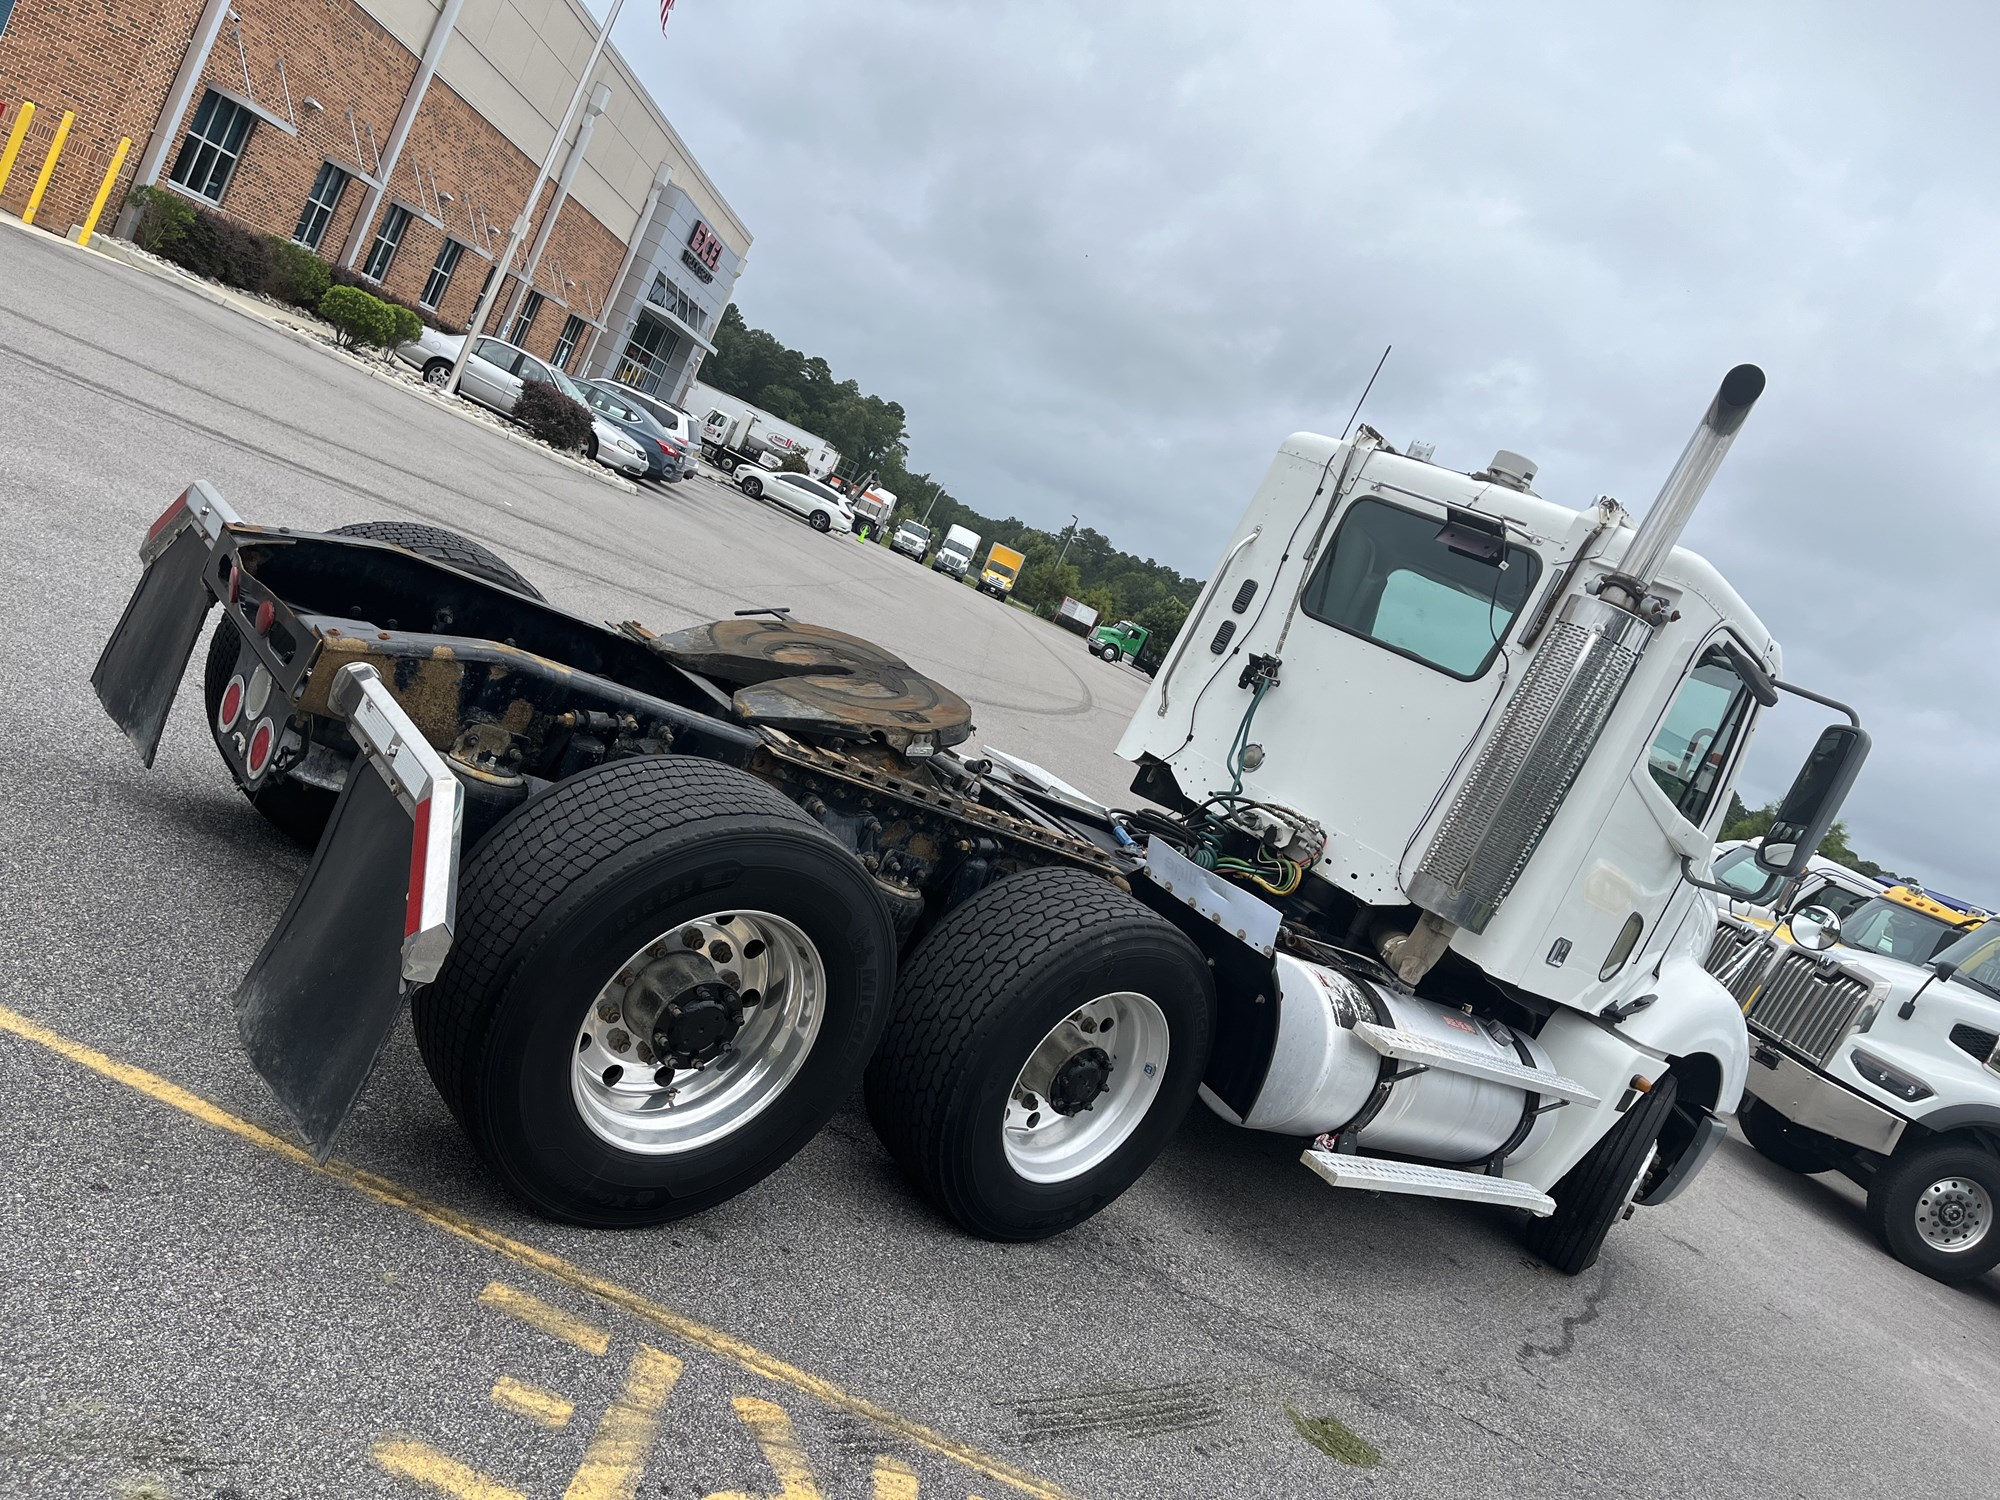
[3,211,639,495]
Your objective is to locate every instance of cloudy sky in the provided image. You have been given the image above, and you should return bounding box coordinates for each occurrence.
[606,0,1997,898]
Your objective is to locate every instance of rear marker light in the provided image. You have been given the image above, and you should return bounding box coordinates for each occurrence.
[245,665,273,718]
[145,490,191,547]
[255,599,276,636]
[245,718,276,778]
[217,675,246,731]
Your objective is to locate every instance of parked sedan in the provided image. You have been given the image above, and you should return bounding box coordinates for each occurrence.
[394,331,646,475]
[592,379,705,467]
[577,380,690,483]
[737,469,853,534]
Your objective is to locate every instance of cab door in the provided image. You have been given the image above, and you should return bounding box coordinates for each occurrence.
[1536,639,1759,1003]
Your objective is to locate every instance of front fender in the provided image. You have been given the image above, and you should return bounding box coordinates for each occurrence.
[1613,953,1750,1112]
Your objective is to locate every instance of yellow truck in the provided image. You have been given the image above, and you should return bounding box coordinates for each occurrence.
[977,542,1024,599]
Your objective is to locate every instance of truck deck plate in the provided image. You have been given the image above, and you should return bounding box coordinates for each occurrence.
[1352,1021,1601,1106]
[1301,1148,1556,1215]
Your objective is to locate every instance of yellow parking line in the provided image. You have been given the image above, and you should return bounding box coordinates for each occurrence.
[872,1455,920,1499]
[490,1375,577,1429]
[708,1396,822,1499]
[371,1436,526,1500]
[480,1281,612,1356]
[563,1345,684,1500]
[0,1003,1078,1500]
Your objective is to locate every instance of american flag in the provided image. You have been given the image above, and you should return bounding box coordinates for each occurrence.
[659,0,674,33]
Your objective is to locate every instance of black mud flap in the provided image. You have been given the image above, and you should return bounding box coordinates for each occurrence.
[91,524,215,767]
[233,760,415,1161]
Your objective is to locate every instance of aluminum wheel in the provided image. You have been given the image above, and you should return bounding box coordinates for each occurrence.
[1914,1175,1993,1252]
[1003,991,1170,1183]
[571,909,825,1155]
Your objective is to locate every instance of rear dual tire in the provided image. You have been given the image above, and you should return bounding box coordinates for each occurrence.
[865,868,1215,1241]
[414,756,896,1227]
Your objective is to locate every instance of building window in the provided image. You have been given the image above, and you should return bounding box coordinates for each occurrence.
[421,239,464,310]
[614,312,681,395]
[551,313,587,370]
[508,289,544,346]
[645,272,706,334]
[361,204,412,282]
[292,162,348,251]
[168,90,254,203]
[0,0,17,37]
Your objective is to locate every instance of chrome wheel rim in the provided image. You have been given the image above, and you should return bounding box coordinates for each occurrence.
[570,909,824,1155]
[1915,1176,1993,1252]
[1003,991,1170,1183]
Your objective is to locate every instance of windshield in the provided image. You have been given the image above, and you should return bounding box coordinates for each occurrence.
[900,524,930,542]
[1933,922,2000,998]
[1832,897,1968,967]
[1712,846,1770,896]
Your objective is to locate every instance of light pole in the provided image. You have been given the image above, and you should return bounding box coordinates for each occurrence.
[444,0,628,395]
[1056,515,1078,566]
[920,479,942,526]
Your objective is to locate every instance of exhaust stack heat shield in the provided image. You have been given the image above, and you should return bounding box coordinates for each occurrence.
[1407,596,1650,933]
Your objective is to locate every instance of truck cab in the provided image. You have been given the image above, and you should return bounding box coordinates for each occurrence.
[891,520,930,560]
[1089,620,1149,664]
[1715,889,2000,1283]
[933,525,978,580]
[978,543,1024,599]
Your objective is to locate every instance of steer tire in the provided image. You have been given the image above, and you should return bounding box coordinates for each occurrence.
[1865,1142,2000,1284]
[201,520,542,846]
[864,868,1215,1242]
[411,756,895,1227]
[1525,1073,1680,1276]
[1739,1096,1838,1175]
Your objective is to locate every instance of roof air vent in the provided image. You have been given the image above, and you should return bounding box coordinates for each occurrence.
[1477,450,1537,493]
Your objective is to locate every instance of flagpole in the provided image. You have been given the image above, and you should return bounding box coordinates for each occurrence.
[444,0,630,394]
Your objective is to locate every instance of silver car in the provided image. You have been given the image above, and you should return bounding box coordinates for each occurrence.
[394,331,648,476]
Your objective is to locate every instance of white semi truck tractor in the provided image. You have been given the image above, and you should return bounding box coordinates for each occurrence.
[1070,362,1870,1272]
[95,365,1867,1272]
[1711,897,2000,1283]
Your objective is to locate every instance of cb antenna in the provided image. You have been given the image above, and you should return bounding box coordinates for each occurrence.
[1340,344,1392,440]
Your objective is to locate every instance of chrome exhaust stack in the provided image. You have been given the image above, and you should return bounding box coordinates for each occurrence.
[1397,366,1765,971]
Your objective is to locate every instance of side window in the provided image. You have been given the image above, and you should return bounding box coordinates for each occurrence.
[1810,885,1874,922]
[474,338,517,371]
[1299,498,1540,680]
[518,357,551,386]
[1646,646,1754,825]
[169,90,254,203]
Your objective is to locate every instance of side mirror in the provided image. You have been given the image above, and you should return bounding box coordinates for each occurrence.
[1756,724,1871,878]
[1790,905,1842,953]
[1931,959,1960,985]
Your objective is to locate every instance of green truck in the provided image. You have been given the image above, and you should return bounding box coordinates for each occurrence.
[1088,620,1149,663]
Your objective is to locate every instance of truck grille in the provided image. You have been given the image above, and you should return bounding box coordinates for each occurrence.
[1743,950,1873,1064]
[1703,920,1760,978]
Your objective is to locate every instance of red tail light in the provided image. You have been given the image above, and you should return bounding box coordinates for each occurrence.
[145,490,192,548]
[217,675,246,731]
[245,718,276,778]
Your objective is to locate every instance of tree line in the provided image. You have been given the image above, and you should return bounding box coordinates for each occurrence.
[1721,793,1890,881]
[698,306,1202,652]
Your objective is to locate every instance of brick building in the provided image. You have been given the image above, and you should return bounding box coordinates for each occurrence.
[0,0,747,399]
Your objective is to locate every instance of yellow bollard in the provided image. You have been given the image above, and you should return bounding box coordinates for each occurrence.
[0,100,36,200]
[77,136,132,247]
[21,110,75,225]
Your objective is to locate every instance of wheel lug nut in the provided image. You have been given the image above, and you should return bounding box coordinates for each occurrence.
[597,1001,621,1023]
[719,970,740,988]
[709,940,733,964]
[635,1041,655,1064]
[681,927,704,948]
[1079,1018,1097,1033]
[607,1028,630,1053]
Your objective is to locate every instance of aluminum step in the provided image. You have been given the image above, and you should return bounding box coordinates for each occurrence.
[1352,1021,1601,1107]
[1301,1148,1556,1216]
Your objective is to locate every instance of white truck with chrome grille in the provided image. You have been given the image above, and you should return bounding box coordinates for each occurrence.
[1710,897,2000,1282]
[92,365,1866,1271]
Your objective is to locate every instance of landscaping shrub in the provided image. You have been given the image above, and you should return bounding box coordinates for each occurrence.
[515,379,594,451]
[128,186,196,259]
[777,452,810,474]
[170,209,271,290]
[327,264,462,337]
[318,285,397,349]
[264,241,332,309]
[382,303,423,351]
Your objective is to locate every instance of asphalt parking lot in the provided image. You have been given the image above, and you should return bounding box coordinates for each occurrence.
[3,224,1999,1500]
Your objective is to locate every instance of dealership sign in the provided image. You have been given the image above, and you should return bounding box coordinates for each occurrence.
[682,220,725,283]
